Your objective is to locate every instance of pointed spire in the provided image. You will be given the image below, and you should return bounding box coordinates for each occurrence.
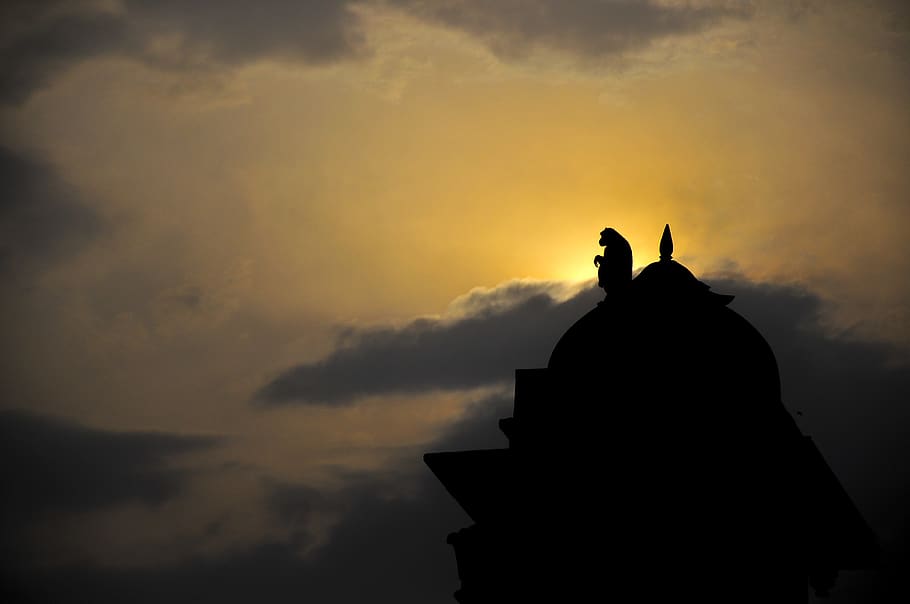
[659,224,673,261]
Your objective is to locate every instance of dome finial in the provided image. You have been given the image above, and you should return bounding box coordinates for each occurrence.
[660,224,673,261]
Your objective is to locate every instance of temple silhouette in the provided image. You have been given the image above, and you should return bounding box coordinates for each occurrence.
[425,226,879,603]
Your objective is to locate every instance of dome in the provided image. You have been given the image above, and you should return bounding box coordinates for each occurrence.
[547,225,781,437]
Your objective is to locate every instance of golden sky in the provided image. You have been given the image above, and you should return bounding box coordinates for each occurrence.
[1,1,908,602]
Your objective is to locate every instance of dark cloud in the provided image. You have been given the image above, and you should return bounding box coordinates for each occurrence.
[261,473,471,604]
[3,277,908,603]
[0,409,218,519]
[128,0,365,66]
[0,2,133,104]
[0,397,502,604]
[265,481,333,553]
[0,1,756,104]
[258,281,602,404]
[393,0,754,60]
[0,408,222,593]
[1,519,457,604]
[0,0,366,104]
[255,274,908,600]
[0,145,103,277]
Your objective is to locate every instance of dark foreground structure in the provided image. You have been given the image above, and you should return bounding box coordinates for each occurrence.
[425,226,879,603]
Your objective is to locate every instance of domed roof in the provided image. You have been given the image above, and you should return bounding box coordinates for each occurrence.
[548,224,780,411]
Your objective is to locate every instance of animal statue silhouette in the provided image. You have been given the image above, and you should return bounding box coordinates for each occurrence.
[593,227,632,295]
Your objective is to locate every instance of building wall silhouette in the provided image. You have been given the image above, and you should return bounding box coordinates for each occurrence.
[426,226,878,603]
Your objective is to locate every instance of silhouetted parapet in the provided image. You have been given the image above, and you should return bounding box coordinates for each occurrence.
[424,449,515,525]
[425,225,878,603]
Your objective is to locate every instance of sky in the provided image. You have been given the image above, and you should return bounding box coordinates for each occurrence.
[1,1,908,602]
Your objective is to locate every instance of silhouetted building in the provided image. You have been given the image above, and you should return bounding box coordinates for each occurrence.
[425,225,878,603]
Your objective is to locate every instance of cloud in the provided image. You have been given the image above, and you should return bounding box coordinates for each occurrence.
[0,396,504,604]
[0,145,103,278]
[7,345,907,604]
[0,409,218,519]
[264,481,337,555]
[0,0,366,104]
[254,273,909,596]
[273,274,907,603]
[4,276,908,603]
[0,408,223,579]
[126,0,366,66]
[392,0,754,60]
[258,280,602,405]
[0,1,758,104]
[0,2,131,104]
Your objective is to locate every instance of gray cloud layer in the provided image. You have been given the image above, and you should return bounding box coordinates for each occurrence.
[0,408,221,591]
[0,395,508,604]
[0,145,103,278]
[0,0,754,105]
[394,0,753,60]
[4,371,907,604]
[0,2,129,104]
[2,276,908,602]
[258,282,603,404]
[0,409,218,518]
[251,273,909,600]
[0,0,365,104]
